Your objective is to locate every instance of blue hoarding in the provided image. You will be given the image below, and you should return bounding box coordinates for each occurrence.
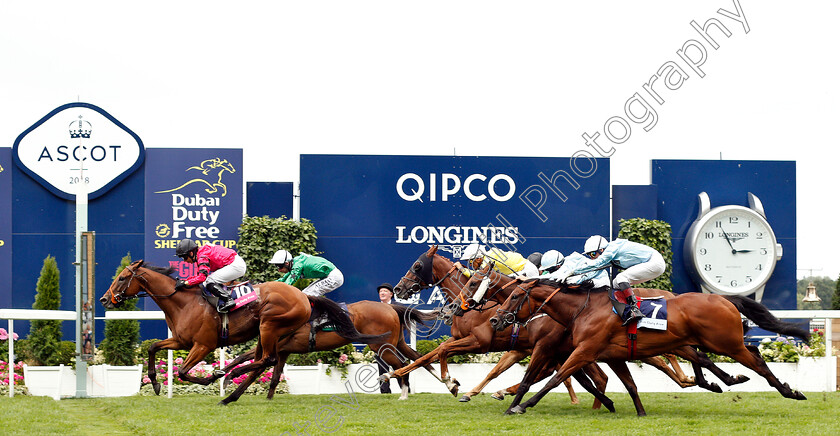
[652,160,796,309]
[0,148,11,308]
[143,149,243,315]
[300,155,610,311]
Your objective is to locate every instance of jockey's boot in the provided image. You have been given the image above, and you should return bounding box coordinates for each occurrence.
[208,283,236,312]
[618,282,644,326]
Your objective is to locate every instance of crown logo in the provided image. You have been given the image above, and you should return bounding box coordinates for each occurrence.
[69,115,92,139]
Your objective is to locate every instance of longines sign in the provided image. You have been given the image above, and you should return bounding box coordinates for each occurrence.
[13,102,144,200]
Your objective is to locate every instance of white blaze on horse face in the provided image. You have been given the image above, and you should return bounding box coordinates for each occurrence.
[471,277,490,303]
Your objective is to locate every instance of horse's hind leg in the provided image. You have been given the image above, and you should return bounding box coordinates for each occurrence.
[461,350,527,402]
[673,346,750,390]
[266,352,289,400]
[726,345,806,400]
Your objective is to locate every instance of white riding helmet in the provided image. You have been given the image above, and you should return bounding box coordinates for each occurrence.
[540,250,565,272]
[459,243,486,261]
[584,235,609,255]
[269,249,293,265]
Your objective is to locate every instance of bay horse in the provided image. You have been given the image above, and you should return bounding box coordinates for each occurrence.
[100,260,388,400]
[384,246,613,408]
[489,274,809,415]
[218,303,439,400]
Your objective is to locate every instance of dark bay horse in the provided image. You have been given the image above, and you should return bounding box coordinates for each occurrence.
[219,303,439,400]
[490,275,809,415]
[385,246,612,408]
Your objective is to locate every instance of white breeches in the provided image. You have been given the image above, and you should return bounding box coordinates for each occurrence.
[612,250,665,287]
[205,255,247,285]
[302,268,345,297]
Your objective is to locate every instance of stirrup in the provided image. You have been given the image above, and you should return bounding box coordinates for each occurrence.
[218,299,236,313]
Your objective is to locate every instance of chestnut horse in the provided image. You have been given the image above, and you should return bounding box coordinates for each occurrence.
[385,246,613,408]
[465,266,749,414]
[100,260,388,401]
[218,303,439,400]
[490,275,809,415]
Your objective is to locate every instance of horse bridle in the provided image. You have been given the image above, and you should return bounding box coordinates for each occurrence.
[398,259,461,296]
[495,280,591,327]
[105,264,177,305]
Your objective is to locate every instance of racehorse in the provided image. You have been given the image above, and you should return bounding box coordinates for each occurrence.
[464,265,749,414]
[218,303,439,400]
[489,274,809,415]
[384,246,613,407]
[99,260,386,400]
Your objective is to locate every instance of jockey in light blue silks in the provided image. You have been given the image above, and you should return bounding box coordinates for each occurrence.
[543,250,611,289]
[555,236,666,326]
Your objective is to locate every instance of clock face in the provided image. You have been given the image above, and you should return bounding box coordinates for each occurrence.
[691,207,778,295]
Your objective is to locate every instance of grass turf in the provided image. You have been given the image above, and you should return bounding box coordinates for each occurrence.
[1,391,838,435]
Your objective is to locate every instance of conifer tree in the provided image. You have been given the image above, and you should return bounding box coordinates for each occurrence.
[27,255,63,365]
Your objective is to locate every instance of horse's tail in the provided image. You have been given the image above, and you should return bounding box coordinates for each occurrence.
[722,295,809,342]
[391,305,437,330]
[309,296,391,344]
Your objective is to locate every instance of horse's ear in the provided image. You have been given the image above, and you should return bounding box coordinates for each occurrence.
[426,245,438,257]
[131,260,143,266]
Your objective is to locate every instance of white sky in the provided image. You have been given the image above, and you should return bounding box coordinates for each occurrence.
[1,1,837,280]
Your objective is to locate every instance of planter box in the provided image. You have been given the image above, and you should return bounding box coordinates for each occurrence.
[281,357,838,396]
[23,364,143,399]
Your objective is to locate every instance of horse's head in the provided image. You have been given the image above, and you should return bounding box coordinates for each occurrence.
[393,246,438,300]
[100,260,147,309]
[489,282,535,332]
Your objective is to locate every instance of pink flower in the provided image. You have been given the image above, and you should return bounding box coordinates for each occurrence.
[142,376,151,384]
[338,354,348,364]
[0,328,7,341]
[175,357,184,365]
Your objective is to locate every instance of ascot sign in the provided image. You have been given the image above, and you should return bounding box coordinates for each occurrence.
[13,102,144,200]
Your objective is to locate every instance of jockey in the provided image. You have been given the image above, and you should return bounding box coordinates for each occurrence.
[174,239,246,312]
[459,243,539,305]
[270,249,345,297]
[559,236,665,326]
[545,251,611,289]
[526,252,543,269]
[539,250,565,275]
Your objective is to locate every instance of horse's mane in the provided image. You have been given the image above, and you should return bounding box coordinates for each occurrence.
[139,261,177,278]
[535,278,602,294]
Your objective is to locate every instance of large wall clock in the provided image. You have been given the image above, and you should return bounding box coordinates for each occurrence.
[684,192,783,301]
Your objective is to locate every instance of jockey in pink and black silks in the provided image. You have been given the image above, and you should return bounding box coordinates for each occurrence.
[174,239,247,312]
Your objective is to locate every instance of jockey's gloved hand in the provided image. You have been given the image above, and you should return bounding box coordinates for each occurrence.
[174,279,188,290]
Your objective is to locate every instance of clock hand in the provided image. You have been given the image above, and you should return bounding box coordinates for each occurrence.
[734,249,753,253]
[720,227,736,254]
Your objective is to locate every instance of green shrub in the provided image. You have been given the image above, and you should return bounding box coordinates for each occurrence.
[100,253,140,365]
[237,216,319,285]
[618,218,673,291]
[27,256,64,366]
[833,274,840,310]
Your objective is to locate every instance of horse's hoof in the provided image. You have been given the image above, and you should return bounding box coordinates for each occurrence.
[503,409,515,415]
[213,369,226,377]
[709,383,722,393]
[604,401,616,413]
[153,382,161,396]
[511,405,526,414]
[459,395,471,402]
[793,391,807,400]
[491,392,504,401]
[398,395,409,401]
[734,375,750,384]
[378,374,391,384]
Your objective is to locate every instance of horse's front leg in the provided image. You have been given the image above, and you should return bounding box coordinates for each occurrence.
[434,335,486,397]
[147,338,182,395]
[175,344,217,385]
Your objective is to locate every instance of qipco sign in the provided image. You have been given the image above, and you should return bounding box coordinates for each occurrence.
[396,172,516,202]
[13,102,144,200]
